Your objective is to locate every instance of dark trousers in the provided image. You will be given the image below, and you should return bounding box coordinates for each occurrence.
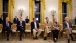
[18,26,25,39]
[52,30,60,39]
[2,26,12,38]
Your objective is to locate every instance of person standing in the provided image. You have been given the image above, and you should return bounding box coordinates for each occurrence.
[25,16,29,23]
[13,16,19,24]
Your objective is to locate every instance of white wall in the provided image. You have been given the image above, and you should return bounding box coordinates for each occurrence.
[13,0,76,22]
[13,0,58,21]
[72,0,76,19]
[13,0,29,20]
[45,0,58,22]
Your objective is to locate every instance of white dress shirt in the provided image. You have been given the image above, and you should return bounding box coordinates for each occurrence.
[34,22,37,29]
[66,22,70,28]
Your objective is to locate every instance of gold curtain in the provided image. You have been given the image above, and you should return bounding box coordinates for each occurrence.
[8,0,14,22]
[29,0,34,22]
[41,0,46,24]
[0,0,2,17]
[58,0,72,24]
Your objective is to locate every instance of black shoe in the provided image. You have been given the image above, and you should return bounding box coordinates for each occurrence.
[20,37,22,41]
[20,38,22,41]
[54,39,57,42]
[68,39,70,43]
[33,37,36,40]
[44,37,47,40]
[7,38,9,41]
[72,39,76,41]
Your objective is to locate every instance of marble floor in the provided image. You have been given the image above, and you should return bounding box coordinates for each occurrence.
[0,37,76,43]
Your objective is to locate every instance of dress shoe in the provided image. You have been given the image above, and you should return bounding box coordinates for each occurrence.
[71,39,76,41]
[44,37,47,40]
[68,39,70,43]
[7,38,9,41]
[20,37,22,41]
[20,38,22,41]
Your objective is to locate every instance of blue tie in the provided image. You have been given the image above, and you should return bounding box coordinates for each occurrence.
[6,22,9,26]
[20,21,22,26]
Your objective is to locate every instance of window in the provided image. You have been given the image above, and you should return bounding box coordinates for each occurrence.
[3,0,8,21]
[62,2,67,22]
[34,0,41,23]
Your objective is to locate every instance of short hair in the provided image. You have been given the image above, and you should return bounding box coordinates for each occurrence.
[45,17,48,19]
[33,18,36,20]
[65,17,68,19]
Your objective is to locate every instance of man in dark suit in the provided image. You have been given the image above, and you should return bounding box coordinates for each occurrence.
[63,17,75,43]
[17,17,26,41]
[25,16,29,23]
[13,16,19,24]
[2,17,13,41]
[31,18,41,39]
[0,15,3,24]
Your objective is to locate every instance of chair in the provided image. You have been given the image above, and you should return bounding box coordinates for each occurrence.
[0,24,2,39]
[11,24,19,38]
[58,24,63,39]
[24,23,31,38]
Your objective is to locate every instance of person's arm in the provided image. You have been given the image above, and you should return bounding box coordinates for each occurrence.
[37,23,39,29]
[31,22,33,33]
[13,18,15,23]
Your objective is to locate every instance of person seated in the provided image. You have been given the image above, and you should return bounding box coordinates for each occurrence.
[13,16,19,24]
[25,16,29,23]
[31,18,41,39]
[63,17,75,43]
[52,18,60,42]
[44,17,53,40]
[17,17,26,41]
[2,17,13,41]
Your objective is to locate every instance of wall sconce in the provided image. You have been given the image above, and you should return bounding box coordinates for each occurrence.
[51,10,56,22]
[19,8,24,17]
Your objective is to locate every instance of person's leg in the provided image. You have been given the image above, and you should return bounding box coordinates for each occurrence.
[52,30,56,42]
[55,30,59,39]
[69,29,75,41]
[19,27,23,41]
[65,29,70,43]
[6,27,11,41]
[37,29,41,38]
[33,29,37,39]
[44,28,48,40]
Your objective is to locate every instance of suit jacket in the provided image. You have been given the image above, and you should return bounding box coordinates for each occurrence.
[3,21,12,28]
[74,18,76,24]
[0,18,3,24]
[25,19,29,23]
[63,21,72,29]
[13,18,19,24]
[31,22,39,33]
[52,22,60,30]
[17,21,25,30]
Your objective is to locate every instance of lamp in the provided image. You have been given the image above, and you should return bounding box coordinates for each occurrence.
[19,8,24,17]
[51,10,56,22]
